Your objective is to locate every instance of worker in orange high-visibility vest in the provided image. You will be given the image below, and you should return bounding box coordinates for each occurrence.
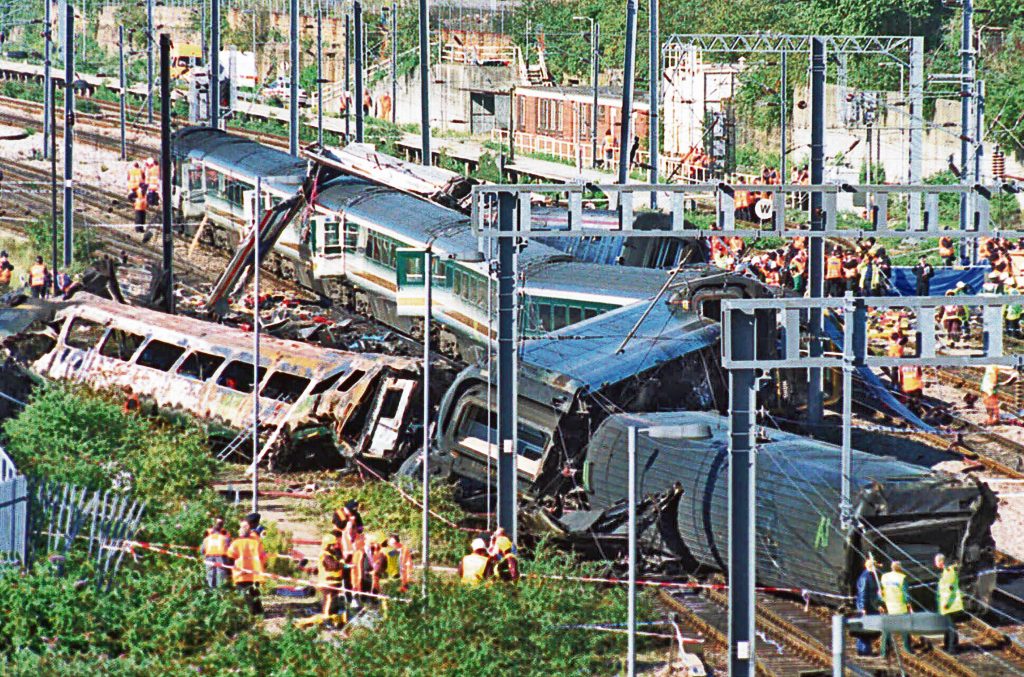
[133,188,148,233]
[144,158,160,207]
[29,256,48,298]
[200,517,232,589]
[825,249,844,297]
[938,236,955,267]
[127,161,143,200]
[225,520,267,614]
[0,250,15,291]
[900,364,924,413]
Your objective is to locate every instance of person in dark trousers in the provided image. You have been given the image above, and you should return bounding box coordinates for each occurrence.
[912,255,934,296]
[855,557,881,656]
[29,256,48,298]
[225,520,267,614]
[0,251,14,292]
[935,553,967,653]
[332,499,363,533]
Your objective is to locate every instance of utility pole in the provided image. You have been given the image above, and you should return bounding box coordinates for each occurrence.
[617,0,637,185]
[391,2,397,124]
[43,0,52,159]
[210,0,219,128]
[780,52,787,182]
[626,425,638,677]
[118,26,126,160]
[807,39,826,430]
[146,0,153,123]
[496,192,515,538]
[648,0,658,205]
[159,33,174,315]
[251,176,261,513]
[289,0,299,156]
[418,0,431,166]
[592,22,599,168]
[974,79,985,185]
[316,1,323,147]
[343,15,350,139]
[354,0,364,142]
[200,0,206,70]
[63,1,74,269]
[50,79,58,295]
[421,249,432,599]
[958,0,974,266]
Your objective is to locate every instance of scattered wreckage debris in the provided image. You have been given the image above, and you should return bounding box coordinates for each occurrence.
[14,294,422,469]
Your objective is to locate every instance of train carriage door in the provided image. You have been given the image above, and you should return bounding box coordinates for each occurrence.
[363,377,417,459]
[395,248,427,318]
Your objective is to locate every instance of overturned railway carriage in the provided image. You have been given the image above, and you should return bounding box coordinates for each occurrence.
[171,128,673,360]
[32,294,420,468]
[574,411,998,605]
[435,272,769,499]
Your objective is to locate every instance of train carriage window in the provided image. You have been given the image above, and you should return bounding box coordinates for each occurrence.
[456,404,547,461]
[569,306,583,325]
[343,220,359,252]
[583,307,600,320]
[99,329,145,361]
[551,304,569,331]
[335,369,366,393]
[261,371,311,403]
[378,388,404,419]
[64,318,106,350]
[188,164,203,191]
[537,303,553,331]
[177,351,225,381]
[310,370,345,394]
[136,340,186,371]
[224,179,248,208]
[217,360,267,393]
[323,220,342,255]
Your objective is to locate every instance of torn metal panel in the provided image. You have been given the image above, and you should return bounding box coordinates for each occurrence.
[28,294,420,468]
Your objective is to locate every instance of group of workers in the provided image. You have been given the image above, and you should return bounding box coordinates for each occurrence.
[4,252,72,299]
[126,158,160,230]
[457,527,519,585]
[338,91,393,123]
[200,513,268,614]
[855,554,966,657]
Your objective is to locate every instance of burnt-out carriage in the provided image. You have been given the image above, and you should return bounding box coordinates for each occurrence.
[33,294,420,468]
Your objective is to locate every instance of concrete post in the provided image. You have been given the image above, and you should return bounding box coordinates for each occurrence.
[617,0,637,184]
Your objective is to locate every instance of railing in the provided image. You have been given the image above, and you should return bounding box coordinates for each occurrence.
[442,43,520,66]
[0,445,17,482]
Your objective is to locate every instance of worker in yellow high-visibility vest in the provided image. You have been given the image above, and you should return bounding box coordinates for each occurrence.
[880,560,913,657]
[935,553,966,653]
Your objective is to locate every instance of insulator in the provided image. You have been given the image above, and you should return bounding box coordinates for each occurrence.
[992,147,1006,180]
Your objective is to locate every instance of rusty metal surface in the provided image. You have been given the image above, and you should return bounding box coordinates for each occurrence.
[29,295,420,466]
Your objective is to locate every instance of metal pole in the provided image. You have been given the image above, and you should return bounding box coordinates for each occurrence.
[316,1,323,147]
[958,0,973,265]
[63,1,74,270]
[43,0,52,159]
[727,308,757,676]
[832,615,846,676]
[617,0,636,185]
[354,0,363,142]
[119,26,126,160]
[50,80,58,295]
[648,0,658,206]
[627,425,638,677]
[780,51,787,182]
[590,23,599,168]
[391,2,397,124]
[147,0,154,123]
[807,38,826,430]
[421,248,432,599]
[160,33,174,315]
[418,0,430,165]
[496,193,515,535]
[211,0,219,127]
[251,176,261,513]
[289,0,299,156]
[201,0,206,69]
[974,79,985,184]
[345,14,350,138]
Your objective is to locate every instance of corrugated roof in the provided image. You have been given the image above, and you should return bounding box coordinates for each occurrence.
[521,297,718,394]
[526,261,666,299]
[585,411,973,597]
[172,127,308,194]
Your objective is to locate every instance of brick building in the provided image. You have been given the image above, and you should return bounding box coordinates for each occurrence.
[499,85,651,168]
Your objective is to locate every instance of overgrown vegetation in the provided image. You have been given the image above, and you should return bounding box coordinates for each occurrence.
[23,218,98,276]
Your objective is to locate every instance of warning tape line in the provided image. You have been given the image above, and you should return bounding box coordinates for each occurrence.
[124,539,411,603]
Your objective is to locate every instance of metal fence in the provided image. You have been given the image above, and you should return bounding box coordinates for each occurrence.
[0,474,29,566]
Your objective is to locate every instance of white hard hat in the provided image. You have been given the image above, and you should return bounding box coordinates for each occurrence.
[471,538,486,551]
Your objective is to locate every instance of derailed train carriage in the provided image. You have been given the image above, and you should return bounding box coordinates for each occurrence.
[26,294,421,468]
[545,411,998,606]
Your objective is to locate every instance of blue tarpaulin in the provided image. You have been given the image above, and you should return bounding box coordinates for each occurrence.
[888,266,989,297]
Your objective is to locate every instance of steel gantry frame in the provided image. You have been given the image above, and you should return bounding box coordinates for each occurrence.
[469,175,1019,676]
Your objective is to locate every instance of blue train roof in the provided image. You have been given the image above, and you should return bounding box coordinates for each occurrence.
[525,262,666,302]
[520,297,718,395]
[171,127,307,194]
